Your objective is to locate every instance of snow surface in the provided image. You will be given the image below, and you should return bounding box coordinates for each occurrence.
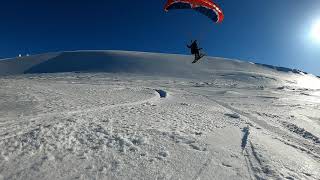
[0,50,320,179]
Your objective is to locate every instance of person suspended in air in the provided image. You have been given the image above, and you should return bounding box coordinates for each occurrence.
[187,40,203,63]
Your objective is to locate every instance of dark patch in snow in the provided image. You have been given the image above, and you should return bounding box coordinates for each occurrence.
[192,82,216,87]
[256,96,279,100]
[225,113,240,119]
[158,151,169,158]
[189,144,202,151]
[285,176,295,180]
[302,172,312,177]
[300,92,311,96]
[180,102,190,106]
[256,112,280,119]
[222,163,232,168]
[281,122,320,144]
[241,126,250,151]
[155,89,167,98]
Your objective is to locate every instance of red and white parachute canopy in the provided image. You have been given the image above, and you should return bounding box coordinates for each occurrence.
[164,0,224,23]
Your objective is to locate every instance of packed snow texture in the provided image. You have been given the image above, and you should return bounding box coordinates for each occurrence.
[0,51,320,180]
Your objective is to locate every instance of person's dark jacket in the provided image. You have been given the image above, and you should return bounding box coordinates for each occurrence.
[187,41,200,54]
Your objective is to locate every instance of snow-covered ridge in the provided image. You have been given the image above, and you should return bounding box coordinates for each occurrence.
[0,50,310,76]
[255,63,308,75]
[1,50,319,90]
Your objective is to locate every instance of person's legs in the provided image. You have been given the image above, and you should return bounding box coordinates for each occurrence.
[195,51,200,59]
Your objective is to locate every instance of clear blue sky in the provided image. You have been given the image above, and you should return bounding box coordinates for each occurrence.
[0,0,319,74]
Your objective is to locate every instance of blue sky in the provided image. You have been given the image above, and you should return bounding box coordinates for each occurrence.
[0,0,319,74]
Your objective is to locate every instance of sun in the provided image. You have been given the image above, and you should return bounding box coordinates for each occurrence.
[310,20,320,42]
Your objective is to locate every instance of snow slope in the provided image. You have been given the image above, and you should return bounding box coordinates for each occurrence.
[0,50,305,76]
[0,50,320,180]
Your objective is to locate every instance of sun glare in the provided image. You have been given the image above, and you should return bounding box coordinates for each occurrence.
[310,20,320,42]
[296,74,320,89]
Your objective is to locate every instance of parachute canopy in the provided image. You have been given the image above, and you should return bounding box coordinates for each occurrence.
[164,0,224,23]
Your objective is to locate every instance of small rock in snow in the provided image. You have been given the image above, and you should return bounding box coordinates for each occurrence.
[180,102,190,106]
[159,151,169,158]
